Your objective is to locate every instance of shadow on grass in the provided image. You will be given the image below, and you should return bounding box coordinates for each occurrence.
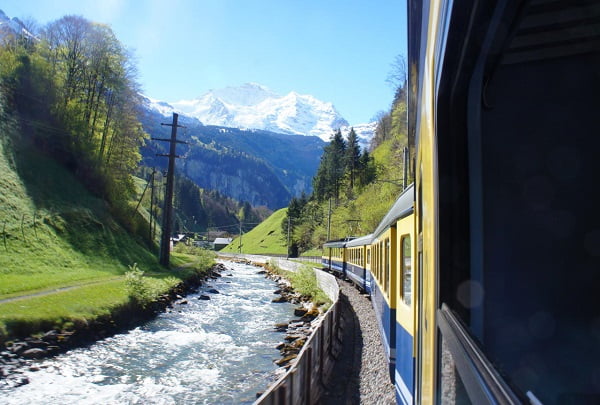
[9,141,160,273]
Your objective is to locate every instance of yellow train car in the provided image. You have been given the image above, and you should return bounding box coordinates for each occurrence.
[393,194,416,404]
[410,0,600,403]
[370,185,414,382]
[321,239,347,277]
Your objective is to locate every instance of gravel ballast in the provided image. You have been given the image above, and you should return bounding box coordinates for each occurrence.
[321,280,396,404]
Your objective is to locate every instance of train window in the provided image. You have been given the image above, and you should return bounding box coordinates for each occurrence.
[384,238,390,294]
[401,235,412,306]
[380,242,383,281]
[367,249,370,265]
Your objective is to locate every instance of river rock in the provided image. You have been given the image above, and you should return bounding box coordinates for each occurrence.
[293,307,308,317]
[289,337,306,349]
[273,322,288,332]
[42,330,59,342]
[198,295,210,300]
[8,342,29,355]
[275,354,297,367]
[284,333,306,342]
[271,296,287,303]
[206,288,220,294]
[21,348,46,359]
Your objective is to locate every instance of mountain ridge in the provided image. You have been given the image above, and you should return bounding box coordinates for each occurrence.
[144,83,376,148]
[139,102,325,210]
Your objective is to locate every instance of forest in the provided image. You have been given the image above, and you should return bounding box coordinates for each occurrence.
[282,56,410,256]
[0,15,269,242]
[1,16,145,228]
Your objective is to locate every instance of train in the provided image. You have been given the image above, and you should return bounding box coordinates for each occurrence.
[323,0,599,404]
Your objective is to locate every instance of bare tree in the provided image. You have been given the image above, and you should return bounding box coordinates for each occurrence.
[385,54,407,92]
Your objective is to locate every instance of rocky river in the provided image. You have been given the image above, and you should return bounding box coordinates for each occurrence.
[0,260,299,404]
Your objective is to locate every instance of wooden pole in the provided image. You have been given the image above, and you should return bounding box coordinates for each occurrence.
[238,219,242,253]
[149,169,156,243]
[159,113,180,266]
[287,216,291,258]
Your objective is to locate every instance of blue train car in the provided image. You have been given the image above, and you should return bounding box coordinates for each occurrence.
[345,234,373,292]
[321,239,347,277]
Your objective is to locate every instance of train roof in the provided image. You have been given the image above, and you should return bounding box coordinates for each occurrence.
[372,183,415,239]
[345,233,374,247]
[322,237,354,248]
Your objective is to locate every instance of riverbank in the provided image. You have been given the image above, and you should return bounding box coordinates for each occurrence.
[223,256,329,373]
[0,260,301,404]
[0,261,224,389]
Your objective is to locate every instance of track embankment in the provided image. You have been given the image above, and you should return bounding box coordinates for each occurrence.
[321,280,396,404]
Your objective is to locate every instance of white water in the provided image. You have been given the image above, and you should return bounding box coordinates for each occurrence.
[0,260,295,404]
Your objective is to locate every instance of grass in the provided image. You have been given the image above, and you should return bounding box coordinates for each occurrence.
[266,261,331,308]
[0,116,215,342]
[300,248,322,256]
[220,208,288,254]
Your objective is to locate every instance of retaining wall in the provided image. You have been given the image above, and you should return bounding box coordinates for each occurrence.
[254,268,342,405]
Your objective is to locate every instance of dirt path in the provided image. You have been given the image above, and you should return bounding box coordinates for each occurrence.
[0,276,123,305]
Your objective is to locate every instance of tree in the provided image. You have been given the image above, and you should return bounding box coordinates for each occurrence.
[386,54,407,92]
[358,150,377,187]
[312,130,346,202]
[371,110,392,150]
[345,128,361,190]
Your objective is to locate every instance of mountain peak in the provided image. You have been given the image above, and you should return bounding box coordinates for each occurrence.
[207,82,277,107]
[0,9,37,41]
[170,83,352,141]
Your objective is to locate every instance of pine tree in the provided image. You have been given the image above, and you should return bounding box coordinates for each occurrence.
[311,130,346,202]
[345,128,361,190]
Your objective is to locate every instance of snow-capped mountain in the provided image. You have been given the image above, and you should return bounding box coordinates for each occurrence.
[170,83,353,142]
[340,122,378,151]
[142,83,377,147]
[0,10,36,40]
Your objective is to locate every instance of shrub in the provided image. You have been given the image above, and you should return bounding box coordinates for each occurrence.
[266,261,331,307]
[125,263,154,308]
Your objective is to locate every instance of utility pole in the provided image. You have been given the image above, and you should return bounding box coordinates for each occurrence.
[327,198,332,241]
[287,216,291,259]
[403,146,409,189]
[149,168,156,243]
[206,219,212,250]
[153,113,185,267]
[238,219,243,253]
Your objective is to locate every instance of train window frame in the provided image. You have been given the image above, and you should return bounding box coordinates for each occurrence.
[384,238,390,295]
[401,234,412,306]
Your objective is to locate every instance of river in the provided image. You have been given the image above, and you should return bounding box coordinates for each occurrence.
[0,260,296,404]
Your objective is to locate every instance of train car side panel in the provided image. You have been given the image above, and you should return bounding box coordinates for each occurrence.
[413,0,441,399]
[394,212,416,405]
[370,277,396,379]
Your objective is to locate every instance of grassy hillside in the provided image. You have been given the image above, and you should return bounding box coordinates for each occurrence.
[220,208,288,255]
[0,113,211,341]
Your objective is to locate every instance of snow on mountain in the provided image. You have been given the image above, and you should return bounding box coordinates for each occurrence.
[0,10,37,41]
[170,83,352,142]
[340,122,378,151]
[141,95,176,117]
[141,83,377,147]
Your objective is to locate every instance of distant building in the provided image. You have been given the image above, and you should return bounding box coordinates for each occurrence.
[170,234,187,249]
[213,237,233,251]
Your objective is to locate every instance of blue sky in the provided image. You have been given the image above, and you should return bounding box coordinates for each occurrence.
[4,0,407,124]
